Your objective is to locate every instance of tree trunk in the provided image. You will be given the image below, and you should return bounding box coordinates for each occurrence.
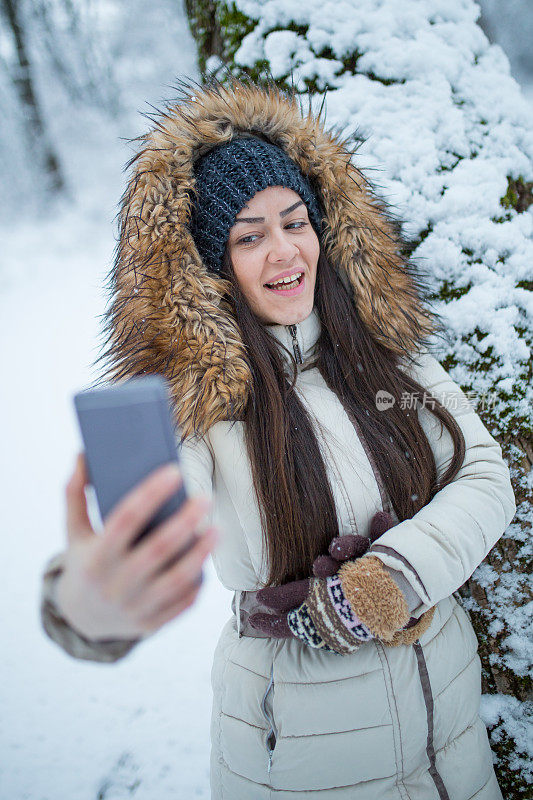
[183,0,225,77]
[1,0,64,191]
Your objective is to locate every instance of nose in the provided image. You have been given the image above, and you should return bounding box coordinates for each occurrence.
[267,228,299,263]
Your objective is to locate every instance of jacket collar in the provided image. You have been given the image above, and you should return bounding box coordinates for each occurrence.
[266,307,321,368]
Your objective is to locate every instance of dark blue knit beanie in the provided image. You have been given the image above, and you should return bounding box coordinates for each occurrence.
[190,135,324,274]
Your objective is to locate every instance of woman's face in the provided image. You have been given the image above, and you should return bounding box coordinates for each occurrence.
[226,186,320,326]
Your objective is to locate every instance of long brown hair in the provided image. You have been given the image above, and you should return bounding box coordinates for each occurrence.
[222,246,465,586]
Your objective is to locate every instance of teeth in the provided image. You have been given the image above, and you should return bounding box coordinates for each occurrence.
[268,272,303,287]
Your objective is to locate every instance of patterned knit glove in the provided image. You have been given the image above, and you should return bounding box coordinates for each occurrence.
[249,512,410,655]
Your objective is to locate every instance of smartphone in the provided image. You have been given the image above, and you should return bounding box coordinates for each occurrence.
[74,375,187,547]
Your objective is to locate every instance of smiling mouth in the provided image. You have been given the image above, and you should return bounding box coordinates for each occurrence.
[265,271,304,291]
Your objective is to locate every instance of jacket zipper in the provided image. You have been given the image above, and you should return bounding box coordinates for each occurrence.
[287,324,303,364]
[413,642,451,799]
[261,664,277,776]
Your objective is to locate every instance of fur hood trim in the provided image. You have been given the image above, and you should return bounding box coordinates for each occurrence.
[98,76,437,436]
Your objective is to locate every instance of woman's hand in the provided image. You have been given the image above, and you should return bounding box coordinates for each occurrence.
[54,453,218,642]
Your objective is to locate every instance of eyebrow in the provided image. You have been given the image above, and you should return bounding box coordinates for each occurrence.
[233,200,304,224]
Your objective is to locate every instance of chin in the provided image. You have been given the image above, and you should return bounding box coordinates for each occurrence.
[269,298,314,326]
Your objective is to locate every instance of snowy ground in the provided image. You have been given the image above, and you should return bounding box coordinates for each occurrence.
[2,2,533,798]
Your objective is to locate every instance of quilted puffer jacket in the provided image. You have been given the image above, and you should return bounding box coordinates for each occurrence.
[40,79,516,799]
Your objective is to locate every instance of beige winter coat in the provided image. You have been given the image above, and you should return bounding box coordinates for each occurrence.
[40,79,516,799]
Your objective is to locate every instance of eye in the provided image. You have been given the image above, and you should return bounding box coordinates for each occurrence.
[236,221,308,246]
[285,221,308,230]
[237,233,260,245]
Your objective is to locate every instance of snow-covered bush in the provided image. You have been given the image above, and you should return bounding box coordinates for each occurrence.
[184,0,533,793]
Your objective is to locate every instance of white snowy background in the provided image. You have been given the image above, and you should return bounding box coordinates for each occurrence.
[1,1,531,798]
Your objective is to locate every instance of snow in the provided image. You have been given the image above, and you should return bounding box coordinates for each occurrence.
[2,0,532,796]
[479,694,533,781]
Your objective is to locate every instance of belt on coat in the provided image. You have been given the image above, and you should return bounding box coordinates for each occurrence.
[232,590,274,638]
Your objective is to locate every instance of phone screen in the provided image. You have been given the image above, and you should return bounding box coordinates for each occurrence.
[74,376,187,545]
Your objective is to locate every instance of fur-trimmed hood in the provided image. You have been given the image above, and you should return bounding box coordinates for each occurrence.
[98,76,437,436]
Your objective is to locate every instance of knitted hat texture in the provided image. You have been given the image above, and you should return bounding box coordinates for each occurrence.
[190,135,324,274]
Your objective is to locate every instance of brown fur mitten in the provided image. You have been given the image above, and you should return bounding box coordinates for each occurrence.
[338,556,411,642]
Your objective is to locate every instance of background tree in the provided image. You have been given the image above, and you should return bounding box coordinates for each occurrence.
[184,1,533,795]
[0,0,117,205]
[1,0,64,191]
